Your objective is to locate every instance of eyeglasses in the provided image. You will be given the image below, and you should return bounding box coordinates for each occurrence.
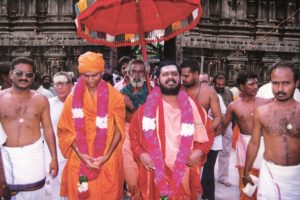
[13,70,34,78]
[54,81,69,87]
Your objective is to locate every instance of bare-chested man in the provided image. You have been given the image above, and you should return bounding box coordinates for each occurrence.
[120,59,148,198]
[223,71,271,200]
[244,61,300,199]
[180,60,222,200]
[0,57,58,199]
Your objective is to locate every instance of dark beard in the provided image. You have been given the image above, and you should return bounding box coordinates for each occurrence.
[182,79,196,88]
[42,82,51,89]
[215,87,225,94]
[160,84,180,95]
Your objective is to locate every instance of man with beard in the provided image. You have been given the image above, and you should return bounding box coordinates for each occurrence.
[120,59,148,198]
[129,60,208,199]
[0,57,58,199]
[222,71,271,200]
[32,72,54,99]
[243,61,300,199]
[213,72,234,187]
[180,60,222,200]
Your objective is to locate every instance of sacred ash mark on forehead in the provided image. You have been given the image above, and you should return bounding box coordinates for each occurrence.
[160,65,178,73]
[53,75,68,83]
[245,78,257,84]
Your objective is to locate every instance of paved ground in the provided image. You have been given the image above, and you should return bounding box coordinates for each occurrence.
[215,149,239,200]
[123,149,240,200]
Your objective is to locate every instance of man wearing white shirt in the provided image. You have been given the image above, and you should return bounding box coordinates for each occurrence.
[44,72,72,200]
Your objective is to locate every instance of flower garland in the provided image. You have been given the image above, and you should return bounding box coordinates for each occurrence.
[72,76,108,199]
[142,86,195,198]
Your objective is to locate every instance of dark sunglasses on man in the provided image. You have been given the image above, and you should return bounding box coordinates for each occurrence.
[12,70,34,78]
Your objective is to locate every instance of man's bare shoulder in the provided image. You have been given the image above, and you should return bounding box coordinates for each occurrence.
[256,96,273,105]
[227,98,240,110]
[31,90,49,102]
[0,88,9,95]
[199,85,218,98]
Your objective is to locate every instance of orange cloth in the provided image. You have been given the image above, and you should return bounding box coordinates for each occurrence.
[57,83,125,200]
[78,51,104,73]
[129,98,208,200]
[232,124,240,150]
[122,123,139,197]
[238,168,259,200]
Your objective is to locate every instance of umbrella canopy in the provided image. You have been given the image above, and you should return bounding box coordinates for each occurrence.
[75,0,202,93]
[75,0,202,60]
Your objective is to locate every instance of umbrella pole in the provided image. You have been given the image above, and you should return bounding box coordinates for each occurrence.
[136,0,151,92]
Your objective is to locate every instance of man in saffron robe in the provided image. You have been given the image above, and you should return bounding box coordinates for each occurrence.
[129,60,208,200]
[58,51,125,200]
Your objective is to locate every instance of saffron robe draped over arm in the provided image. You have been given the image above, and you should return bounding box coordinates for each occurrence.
[129,98,208,200]
[57,84,125,200]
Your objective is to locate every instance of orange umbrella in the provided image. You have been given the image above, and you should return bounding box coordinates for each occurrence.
[75,0,203,90]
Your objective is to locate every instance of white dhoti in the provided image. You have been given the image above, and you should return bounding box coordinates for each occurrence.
[1,137,46,200]
[258,159,300,200]
[236,134,264,169]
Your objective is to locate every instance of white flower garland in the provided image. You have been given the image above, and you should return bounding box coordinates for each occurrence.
[142,116,156,131]
[96,115,108,129]
[72,108,84,119]
[180,123,195,137]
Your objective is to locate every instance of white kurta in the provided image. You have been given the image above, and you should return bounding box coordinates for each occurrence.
[44,96,67,200]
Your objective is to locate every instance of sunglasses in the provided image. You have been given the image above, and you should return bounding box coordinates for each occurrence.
[13,70,34,78]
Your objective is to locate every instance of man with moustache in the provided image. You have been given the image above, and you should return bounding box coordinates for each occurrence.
[180,60,222,200]
[222,71,271,200]
[129,60,208,199]
[213,72,234,187]
[244,61,300,199]
[120,59,148,198]
[0,57,58,199]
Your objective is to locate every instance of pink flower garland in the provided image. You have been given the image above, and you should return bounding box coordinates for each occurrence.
[72,76,108,198]
[142,86,195,198]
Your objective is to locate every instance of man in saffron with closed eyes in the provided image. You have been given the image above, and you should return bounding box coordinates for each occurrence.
[58,51,125,200]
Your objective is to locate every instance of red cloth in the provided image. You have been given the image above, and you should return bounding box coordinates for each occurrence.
[129,102,206,200]
[191,99,214,164]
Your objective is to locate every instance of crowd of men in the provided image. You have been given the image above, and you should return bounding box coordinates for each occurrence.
[0,52,299,200]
